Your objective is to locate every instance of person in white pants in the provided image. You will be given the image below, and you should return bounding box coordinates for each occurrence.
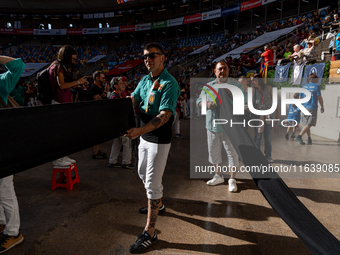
[108,136,133,169]
[197,60,247,192]
[0,55,25,253]
[107,77,134,169]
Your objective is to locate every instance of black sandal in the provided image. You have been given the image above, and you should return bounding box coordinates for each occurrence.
[92,153,106,159]
[98,150,107,158]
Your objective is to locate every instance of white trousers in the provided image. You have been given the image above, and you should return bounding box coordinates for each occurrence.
[173,112,180,134]
[180,100,187,116]
[109,136,132,165]
[138,137,171,200]
[29,97,39,106]
[207,130,239,167]
[0,175,20,236]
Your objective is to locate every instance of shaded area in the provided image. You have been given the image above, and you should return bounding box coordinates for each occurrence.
[216,88,340,255]
[0,99,135,178]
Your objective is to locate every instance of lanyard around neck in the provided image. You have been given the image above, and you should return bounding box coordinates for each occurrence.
[145,78,159,113]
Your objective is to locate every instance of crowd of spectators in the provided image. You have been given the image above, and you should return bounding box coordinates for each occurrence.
[5,45,108,70]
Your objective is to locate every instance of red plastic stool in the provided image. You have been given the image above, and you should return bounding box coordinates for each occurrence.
[51,163,80,190]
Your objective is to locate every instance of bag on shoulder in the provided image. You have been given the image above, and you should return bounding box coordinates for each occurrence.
[36,67,53,105]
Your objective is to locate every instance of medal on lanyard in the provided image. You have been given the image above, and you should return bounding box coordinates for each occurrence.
[145,79,159,113]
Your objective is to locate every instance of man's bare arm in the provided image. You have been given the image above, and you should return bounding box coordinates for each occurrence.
[150,109,172,129]
[125,109,173,139]
[0,55,16,65]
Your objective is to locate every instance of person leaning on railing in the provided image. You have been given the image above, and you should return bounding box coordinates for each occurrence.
[301,40,317,65]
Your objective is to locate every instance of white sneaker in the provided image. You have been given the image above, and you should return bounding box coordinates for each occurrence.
[206,174,224,186]
[52,157,72,167]
[228,178,237,192]
[64,156,76,164]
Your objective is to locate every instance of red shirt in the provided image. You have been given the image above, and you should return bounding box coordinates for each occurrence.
[248,57,256,68]
[49,63,72,103]
[262,49,274,66]
[242,55,248,64]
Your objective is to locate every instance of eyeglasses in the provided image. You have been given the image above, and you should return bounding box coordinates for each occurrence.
[142,53,162,60]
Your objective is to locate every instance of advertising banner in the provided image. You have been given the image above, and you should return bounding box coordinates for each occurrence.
[135,23,151,31]
[105,12,115,18]
[202,9,221,21]
[184,14,202,24]
[83,14,94,19]
[221,4,241,16]
[94,13,104,19]
[33,29,67,35]
[274,63,291,83]
[0,28,14,34]
[82,28,99,34]
[302,63,326,86]
[240,0,262,12]
[16,29,34,35]
[167,17,184,27]
[119,25,135,33]
[151,21,167,29]
[99,27,119,34]
[67,29,82,35]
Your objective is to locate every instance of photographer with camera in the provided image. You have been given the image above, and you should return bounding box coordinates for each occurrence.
[50,45,87,105]
[88,71,108,159]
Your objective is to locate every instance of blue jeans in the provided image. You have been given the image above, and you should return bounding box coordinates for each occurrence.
[254,121,272,158]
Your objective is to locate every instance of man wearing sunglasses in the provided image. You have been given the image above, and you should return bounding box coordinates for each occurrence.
[125,43,180,253]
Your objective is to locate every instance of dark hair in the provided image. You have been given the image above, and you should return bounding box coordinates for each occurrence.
[143,43,164,54]
[215,60,228,69]
[93,71,104,81]
[307,73,318,83]
[57,45,76,69]
[253,73,266,90]
[293,93,300,99]
[110,76,122,89]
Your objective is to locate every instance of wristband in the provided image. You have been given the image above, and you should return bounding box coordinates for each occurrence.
[77,80,80,85]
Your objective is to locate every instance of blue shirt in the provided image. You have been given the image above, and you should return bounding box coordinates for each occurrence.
[336,33,340,51]
[287,104,301,124]
[299,83,321,110]
[0,58,25,106]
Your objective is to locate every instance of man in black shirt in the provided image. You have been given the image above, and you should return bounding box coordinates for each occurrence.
[125,43,180,253]
[322,16,332,33]
[331,14,340,30]
[88,71,108,159]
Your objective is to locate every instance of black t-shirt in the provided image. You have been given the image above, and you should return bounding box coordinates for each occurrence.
[88,83,103,100]
[332,20,340,29]
[140,74,173,144]
[141,113,174,144]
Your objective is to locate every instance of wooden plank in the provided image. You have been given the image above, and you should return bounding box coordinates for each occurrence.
[329,76,340,82]
[329,68,340,76]
[330,60,340,68]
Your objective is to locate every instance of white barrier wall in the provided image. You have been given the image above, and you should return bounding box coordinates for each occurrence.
[281,85,340,142]
[311,84,340,141]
